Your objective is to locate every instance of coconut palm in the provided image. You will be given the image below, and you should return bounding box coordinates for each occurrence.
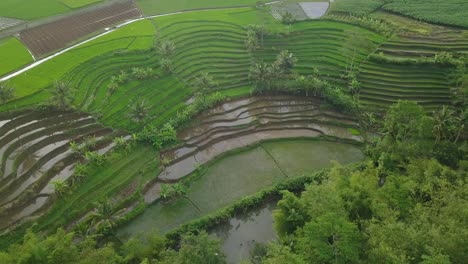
[129,99,149,123]
[157,40,176,58]
[49,81,74,110]
[88,199,126,234]
[0,82,15,105]
[247,24,267,46]
[160,58,173,73]
[194,72,216,95]
[282,11,296,25]
[432,105,457,143]
[274,50,297,74]
[249,63,279,91]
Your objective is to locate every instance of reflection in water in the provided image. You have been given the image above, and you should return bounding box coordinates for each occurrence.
[212,202,277,264]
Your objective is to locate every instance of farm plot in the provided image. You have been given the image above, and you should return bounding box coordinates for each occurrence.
[357,60,453,111]
[382,0,468,28]
[148,95,362,190]
[255,21,385,86]
[0,0,103,20]
[0,110,123,231]
[0,37,33,76]
[19,1,141,57]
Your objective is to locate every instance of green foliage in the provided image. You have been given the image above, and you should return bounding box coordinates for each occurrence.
[329,0,384,17]
[296,212,362,264]
[160,183,187,200]
[129,99,149,123]
[0,82,15,105]
[382,0,468,28]
[273,50,297,74]
[368,100,434,172]
[49,81,75,110]
[273,191,307,238]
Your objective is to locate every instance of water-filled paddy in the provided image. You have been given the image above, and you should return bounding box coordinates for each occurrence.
[212,202,277,264]
[117,139,364,239]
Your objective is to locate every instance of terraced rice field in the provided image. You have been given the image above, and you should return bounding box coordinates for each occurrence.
[118,139,364,239]
[159,20,251,90]
[376,30,468,59]
[255,21,385,86]
[143,95,362,202]
[0,110,123,230]
[357,60,453,111]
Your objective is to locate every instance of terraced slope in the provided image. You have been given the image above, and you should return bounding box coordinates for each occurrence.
[0,110,122,230]
[159,20,251,90]
[143,95,362,203]
[255,21,386,86]
[357,60,453,111]
[376,30,468,59]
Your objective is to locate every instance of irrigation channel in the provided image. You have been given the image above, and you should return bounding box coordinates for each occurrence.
[116,95,364,241]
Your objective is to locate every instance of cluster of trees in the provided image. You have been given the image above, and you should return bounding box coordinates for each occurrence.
[247,100,467,264]
[249,50,357,112]
[107,68,154,97]
[0,229,225,264]
[245,25,267,52]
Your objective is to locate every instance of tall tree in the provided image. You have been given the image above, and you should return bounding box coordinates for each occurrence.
[129,99,149,123]
[274,50,297,74]
[193,72,216,95]
[0,82,15,105]
[49,81,75,110]
[88,199,126,235]
[157,40,176,58]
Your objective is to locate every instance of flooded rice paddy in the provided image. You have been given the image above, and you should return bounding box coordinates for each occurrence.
[117,139,363,240]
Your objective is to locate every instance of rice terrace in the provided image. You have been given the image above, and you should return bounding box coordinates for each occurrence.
[0,0,466,263]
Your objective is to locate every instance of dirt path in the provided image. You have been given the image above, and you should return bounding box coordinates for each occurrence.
[0,1,280,82]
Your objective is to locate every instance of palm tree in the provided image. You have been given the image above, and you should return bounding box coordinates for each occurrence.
[245,30,259,51]
[88,199,126,235]
[274,50,297,74]
[432,105,457,143]
[157,40,176,58]
[129,99,149,123]
[160,58,173,73]
[52,179,69,197]
[247,24,267,46]
[281,11,296,25]
[0,82,15,105]
[194,72,216,95]
[49,81,74,110]
[249,63,278,91]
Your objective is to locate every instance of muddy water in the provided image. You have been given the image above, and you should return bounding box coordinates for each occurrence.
[211,202,277,264]
[117,140,363,240]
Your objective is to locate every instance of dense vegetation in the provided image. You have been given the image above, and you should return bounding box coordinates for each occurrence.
[0,1,467,263]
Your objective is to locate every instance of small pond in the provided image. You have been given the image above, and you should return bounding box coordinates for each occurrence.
[211,202,277,264]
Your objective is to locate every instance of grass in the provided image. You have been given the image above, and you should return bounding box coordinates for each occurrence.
[383,0,468,28]
[0,37,33,77]
[38,143,159,231]
[328,0,384,17]
[0,19,155,112]
[0,0,102,20]
[136,0,260,15]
